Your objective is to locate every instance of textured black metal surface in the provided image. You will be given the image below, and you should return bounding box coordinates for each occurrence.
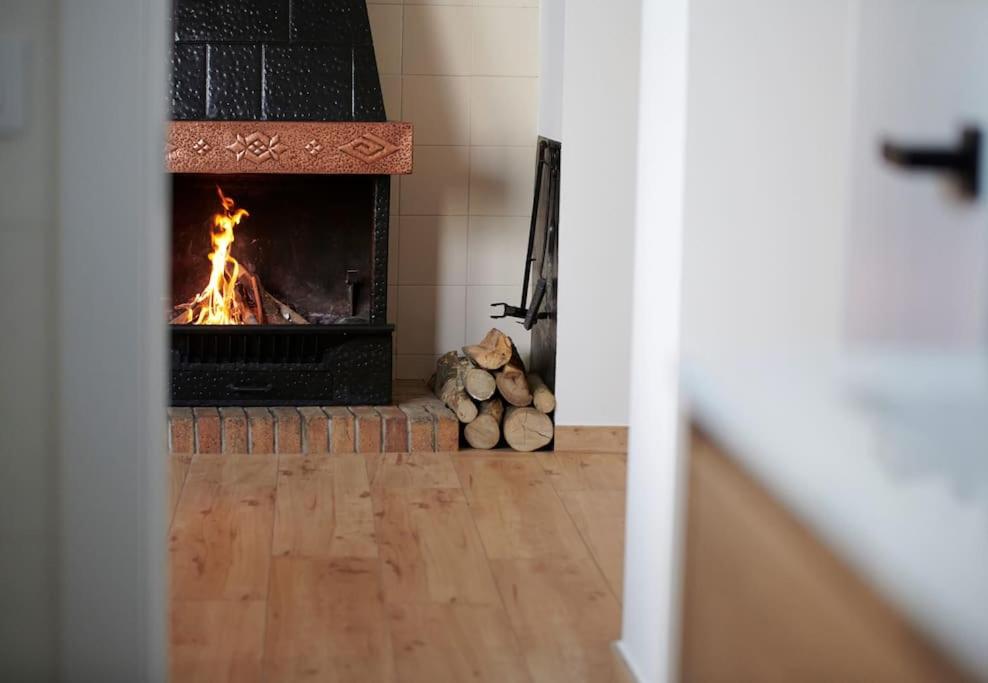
[370,175,390,323]
[171,325,393,406]
[262,45,351,121]
[353,46,386,122]
[206,44,261,120]
[170,0,385,122]
[170,44,206,119]
[174,0,290,43]
[290,0,372,44]
[529,138,560,391]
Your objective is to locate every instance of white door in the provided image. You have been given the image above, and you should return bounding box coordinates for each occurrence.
[846,0,988,347]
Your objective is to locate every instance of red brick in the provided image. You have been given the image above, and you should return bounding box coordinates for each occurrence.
[298,407,329,454]
[325,407,356,453]
[377,405,408,453]
[220,407,248,454]
[350,407,382,453]
[400,403,434,453]
[193,407,221,454]
[168,407,195,454]
[271,407,302,454]
[244,407,274,454]
[426,403,459,452]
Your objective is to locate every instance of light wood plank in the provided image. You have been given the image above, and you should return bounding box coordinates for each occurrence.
[370,451,460,490]
[272,454,377,559]
[553,426,627,453]
[169,455,277,601]
[537,451,627,492]
[388,603,532,683]
[374,487,501,605]
[169,453,192,526]
[454,455,589,560]
[490,557,622,683]
[170,600,266,683]
[681,430,973,683]
[263,557,393,683]
[559,490,626,601]
[332,453,378,558]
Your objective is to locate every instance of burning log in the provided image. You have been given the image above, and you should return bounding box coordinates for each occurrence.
[258,281,308,325]
[171,267,307,325]
[169,186,308,326]
[236,269,266,324]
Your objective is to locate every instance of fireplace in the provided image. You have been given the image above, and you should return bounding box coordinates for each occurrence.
[167,0,412,406]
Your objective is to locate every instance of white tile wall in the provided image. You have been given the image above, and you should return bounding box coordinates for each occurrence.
[369,0,539,378]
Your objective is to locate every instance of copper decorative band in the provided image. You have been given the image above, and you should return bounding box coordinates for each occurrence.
[166,121,413,175]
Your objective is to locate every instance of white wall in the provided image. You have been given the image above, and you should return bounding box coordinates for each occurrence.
[366,1,539,378]
[554,0,641,426]
[619,2,858,680]
[618,0,690,680]
[538,0,564,140]
[0,2,58,678]
[681,0,855,364]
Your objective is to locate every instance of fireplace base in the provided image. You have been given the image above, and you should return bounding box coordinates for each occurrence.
[167,381,460,454]
[171,324,392,406]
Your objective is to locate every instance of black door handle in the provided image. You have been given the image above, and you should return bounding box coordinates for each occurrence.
[881,126,980,199]
[226,383,273,394]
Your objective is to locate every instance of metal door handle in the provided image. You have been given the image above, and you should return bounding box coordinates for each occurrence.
[881,126,980,198]
[226,383,273,393]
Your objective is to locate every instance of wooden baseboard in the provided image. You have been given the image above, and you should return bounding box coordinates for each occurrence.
[554,426,628,453]
[610,643,640,683]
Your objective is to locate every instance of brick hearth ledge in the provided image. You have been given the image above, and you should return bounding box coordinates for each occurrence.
[167,383,459,455]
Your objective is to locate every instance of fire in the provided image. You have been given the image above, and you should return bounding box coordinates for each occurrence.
[176,187,251,325]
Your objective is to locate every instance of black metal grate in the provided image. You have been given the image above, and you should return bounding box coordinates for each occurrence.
[171,325,393,406]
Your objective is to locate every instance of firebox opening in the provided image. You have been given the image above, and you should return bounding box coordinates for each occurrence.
[171,173,377,325]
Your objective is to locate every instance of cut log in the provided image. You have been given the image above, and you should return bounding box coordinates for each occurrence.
[431,355,479,424]
[463,397,504,450]
[462,362,496,401]
[439,380,477,424]
[435,351,496,402]
[527,373,556,414]
[503,406,553,452]
[260,287,307,325]
[463,328,513,370]
[240,269,266,324]
[494,342,532,407]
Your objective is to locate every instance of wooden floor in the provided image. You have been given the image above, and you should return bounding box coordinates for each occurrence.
[168,449,627,682]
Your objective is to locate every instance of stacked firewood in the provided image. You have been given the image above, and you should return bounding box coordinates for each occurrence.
[429,328,555,452]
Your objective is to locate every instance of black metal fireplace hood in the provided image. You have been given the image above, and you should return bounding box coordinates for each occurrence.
[167,0,412,175]
[168,0,410,407]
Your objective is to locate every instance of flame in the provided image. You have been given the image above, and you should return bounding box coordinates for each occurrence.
[178,187,251,325]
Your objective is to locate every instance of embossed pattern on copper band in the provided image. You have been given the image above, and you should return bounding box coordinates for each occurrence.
[167,121,413,174]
